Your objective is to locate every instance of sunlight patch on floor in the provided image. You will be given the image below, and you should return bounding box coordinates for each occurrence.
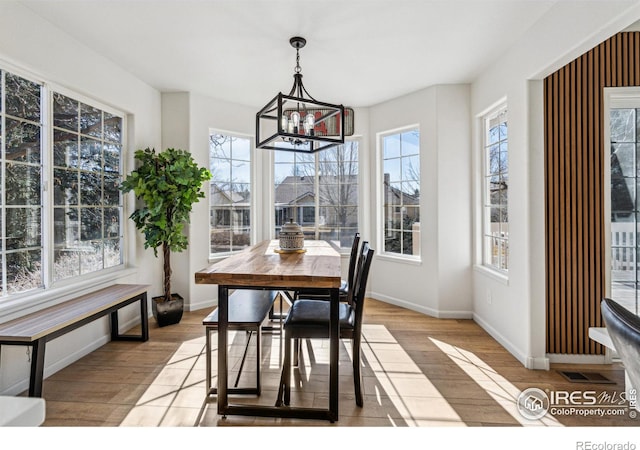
[119,335,209,426]
[361,324,466,426]
[429,337,562,427]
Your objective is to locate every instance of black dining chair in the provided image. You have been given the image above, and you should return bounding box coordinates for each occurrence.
[293,232,361,304]
[600,298,640,396]
[277,241,374,407]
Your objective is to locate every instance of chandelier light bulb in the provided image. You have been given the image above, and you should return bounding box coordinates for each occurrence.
[304,113,315,135]
[291,111,300,133]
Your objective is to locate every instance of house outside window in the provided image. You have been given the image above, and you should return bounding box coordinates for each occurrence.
[209,132,252,256]
[274,141,359,249]
[380,128,420,257]
[482,105,508,272]
[0,68,125,298]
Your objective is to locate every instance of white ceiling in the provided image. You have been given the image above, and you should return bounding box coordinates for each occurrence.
[21,0,564,108]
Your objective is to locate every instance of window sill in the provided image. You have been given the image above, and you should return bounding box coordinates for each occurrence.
[375,253,422,266]
[473,264,509,285]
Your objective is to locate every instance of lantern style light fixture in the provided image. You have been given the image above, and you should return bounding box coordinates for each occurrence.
[256,36,350,153]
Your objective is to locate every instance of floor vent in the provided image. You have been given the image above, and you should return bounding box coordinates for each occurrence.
[557,370,616,384]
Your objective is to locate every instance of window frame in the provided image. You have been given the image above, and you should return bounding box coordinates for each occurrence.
[376,125,421,262]
[272,139,360,254]
[208,129,255,258]
[480,103,509,275]
[0,62,130,315]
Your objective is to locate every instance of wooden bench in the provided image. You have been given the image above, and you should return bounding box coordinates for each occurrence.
[0,283,150,397]
[203,289,280,397]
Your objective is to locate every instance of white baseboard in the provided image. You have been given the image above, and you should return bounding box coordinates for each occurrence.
[369,291,473,319]
[473,312,550,370]
[546,353,611,365]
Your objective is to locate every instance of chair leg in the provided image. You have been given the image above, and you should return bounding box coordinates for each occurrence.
[293,337,300,366]
[352,338,363,407]
[275,330,291,407]
[283,331,292,406]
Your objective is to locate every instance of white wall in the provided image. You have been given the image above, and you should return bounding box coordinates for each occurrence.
[0,2,162,395]
[470,1,640,369]
[367,84,473,318]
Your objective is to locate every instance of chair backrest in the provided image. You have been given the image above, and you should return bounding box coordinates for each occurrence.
[346,232,361,300]
[351,241,374,335]
[601,298,640,393]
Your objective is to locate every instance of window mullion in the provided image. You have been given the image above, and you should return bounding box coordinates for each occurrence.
[41,83,53,289]
[314,153,320,240]
[1,70,6,295]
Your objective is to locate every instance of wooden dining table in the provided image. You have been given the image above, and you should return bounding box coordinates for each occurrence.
[194,239,342,422]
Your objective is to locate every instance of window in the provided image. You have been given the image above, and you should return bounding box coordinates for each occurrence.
[209,132,252,255]
[274,141,359,249]
[609,102,640,315]
[0,68,124,298]
[52,92,124,282]
[380,128,420,257]
[1,72,43,294]
[482,106,508,272]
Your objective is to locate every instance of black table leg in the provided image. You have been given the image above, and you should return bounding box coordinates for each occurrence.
[218,285,229,415]
[329,287,339,422]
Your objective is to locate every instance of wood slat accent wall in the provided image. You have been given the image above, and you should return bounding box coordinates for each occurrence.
[545,32,640,354]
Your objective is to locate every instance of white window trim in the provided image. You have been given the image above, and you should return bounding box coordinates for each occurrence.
[603,87,640,300]
[478,101,508,276]
[376,124,421,261]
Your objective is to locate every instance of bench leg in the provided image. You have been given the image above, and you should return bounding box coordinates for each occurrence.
[139,292,149,341]
[110,293,149,342]
[29,339,46,397]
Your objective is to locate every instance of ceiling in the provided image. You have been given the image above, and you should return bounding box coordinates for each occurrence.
[21,0,567,108]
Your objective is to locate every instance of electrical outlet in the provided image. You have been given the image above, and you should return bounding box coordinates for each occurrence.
[487,290,492,305]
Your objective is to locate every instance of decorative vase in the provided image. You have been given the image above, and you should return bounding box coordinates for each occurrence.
[152,293,184,327]
[279,218,305,250]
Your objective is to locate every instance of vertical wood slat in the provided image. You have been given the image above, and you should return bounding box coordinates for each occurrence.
[545,32,640,355]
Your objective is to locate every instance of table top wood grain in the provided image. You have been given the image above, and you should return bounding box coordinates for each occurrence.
[195,240,341,289]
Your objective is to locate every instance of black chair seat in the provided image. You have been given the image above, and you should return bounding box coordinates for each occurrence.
[285,299,354,334]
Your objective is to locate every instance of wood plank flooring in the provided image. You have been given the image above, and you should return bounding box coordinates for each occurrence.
[33,298,638,427]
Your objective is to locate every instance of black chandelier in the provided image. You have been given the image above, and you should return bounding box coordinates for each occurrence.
[256,36,350,153]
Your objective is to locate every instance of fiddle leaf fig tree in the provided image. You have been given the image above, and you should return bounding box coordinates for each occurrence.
[121,147,212,303]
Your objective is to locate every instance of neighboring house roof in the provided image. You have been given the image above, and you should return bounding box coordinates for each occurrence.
[274,176,315,205]
[211,184,249,205]
[275,175,360,206]
[383,181,420,206]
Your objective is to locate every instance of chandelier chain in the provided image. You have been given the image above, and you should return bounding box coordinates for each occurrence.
[295,48,301,74]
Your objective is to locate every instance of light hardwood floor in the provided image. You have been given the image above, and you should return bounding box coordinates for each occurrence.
[34,298,637,427]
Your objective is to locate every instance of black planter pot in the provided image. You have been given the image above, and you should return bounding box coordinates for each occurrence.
[152,293,184,327]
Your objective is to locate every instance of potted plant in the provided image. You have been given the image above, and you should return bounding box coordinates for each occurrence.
[120,147,211,327]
